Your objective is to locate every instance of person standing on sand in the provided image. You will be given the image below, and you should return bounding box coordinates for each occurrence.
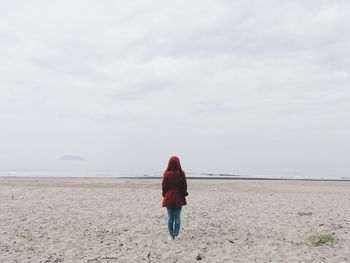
[162,156,188,240]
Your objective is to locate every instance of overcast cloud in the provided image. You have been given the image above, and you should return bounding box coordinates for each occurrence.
[1,0,349,177]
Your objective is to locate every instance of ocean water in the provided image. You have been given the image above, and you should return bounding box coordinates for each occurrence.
[0,160,149,178]
[0,160,349,181]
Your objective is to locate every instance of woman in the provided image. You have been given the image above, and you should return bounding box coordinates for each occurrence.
[162,156,188,240]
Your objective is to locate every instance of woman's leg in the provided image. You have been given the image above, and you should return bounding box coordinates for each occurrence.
[167,208,175,237]
[174,207,182,237]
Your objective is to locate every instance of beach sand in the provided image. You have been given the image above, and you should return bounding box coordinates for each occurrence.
[0,177,349,262]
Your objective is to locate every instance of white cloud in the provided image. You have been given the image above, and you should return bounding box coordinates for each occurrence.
[0,0,349,177]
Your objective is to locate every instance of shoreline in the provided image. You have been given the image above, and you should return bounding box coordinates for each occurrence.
[122,176,350,182]
[1,175,350,182]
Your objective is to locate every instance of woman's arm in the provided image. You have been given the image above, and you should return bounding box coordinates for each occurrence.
[162,174,168,197]
[182,172,188,196]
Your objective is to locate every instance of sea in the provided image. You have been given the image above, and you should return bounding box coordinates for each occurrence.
[0,160,349,181]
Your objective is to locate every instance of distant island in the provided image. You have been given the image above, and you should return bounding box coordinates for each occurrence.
[59,155,85,161]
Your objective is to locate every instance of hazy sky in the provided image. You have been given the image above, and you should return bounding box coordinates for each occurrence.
[1,0,349,177]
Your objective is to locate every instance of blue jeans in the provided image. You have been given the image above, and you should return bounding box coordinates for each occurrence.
[167,207,182,238]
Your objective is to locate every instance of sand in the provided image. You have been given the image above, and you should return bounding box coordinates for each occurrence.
[0,177,350,262]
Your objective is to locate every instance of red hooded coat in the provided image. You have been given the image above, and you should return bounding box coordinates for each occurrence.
[162,156,188,208]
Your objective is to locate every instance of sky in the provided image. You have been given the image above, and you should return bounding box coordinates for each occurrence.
[1,0,349,177]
